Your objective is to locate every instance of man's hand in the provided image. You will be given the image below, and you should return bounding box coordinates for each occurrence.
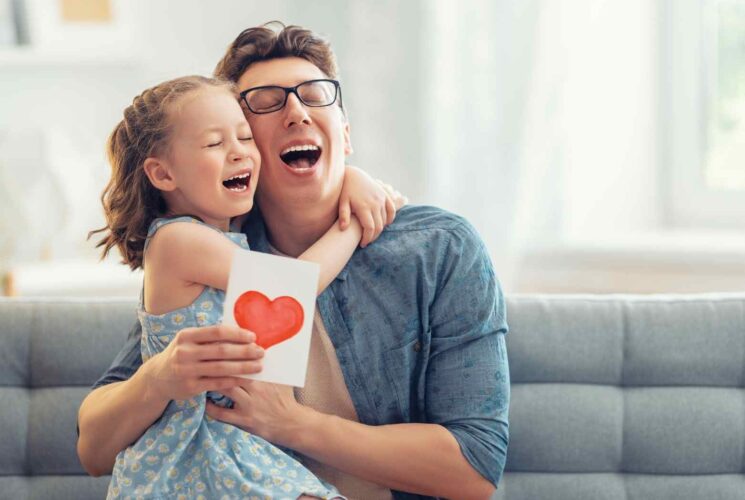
[204,379,308,446]
[143,325,265,403]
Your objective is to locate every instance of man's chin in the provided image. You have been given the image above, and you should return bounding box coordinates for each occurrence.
[280,163,318,177]
[263,160,343,202]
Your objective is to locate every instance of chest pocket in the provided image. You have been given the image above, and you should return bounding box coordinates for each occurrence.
[382,334,429,422]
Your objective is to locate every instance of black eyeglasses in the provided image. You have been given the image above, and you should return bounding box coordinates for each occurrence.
[239,79,343,114]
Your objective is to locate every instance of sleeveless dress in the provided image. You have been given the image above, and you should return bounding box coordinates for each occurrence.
[107,216,342,500]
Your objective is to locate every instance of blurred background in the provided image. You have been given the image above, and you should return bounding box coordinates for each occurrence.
[0,0,743,297]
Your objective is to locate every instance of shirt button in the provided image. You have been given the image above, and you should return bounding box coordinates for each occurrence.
[413,341,422,352]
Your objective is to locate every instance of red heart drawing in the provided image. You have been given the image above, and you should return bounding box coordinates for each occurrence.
[233,291,304,349]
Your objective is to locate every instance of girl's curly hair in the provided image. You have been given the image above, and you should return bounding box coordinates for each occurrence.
[89,75,236,270]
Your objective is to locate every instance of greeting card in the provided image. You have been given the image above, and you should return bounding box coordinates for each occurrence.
[223,249,319,387]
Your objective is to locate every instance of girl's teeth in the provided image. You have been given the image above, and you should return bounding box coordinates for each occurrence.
[225,174,250,182]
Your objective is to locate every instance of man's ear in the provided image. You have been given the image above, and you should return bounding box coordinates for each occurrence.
[143,157,177,191]
[343,121,353,156]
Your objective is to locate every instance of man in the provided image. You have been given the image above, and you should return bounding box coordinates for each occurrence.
[77,23,509,500]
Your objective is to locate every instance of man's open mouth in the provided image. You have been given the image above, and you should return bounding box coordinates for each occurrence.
[280,145,322,169]
[222,172,250,192]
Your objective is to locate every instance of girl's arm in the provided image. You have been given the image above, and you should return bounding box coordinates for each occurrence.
[299,217,362,294]
[149,171,405,298]
[302,167,407,293]
[339,166,408,247]
[144,222,243,294]
[146,215,360,299]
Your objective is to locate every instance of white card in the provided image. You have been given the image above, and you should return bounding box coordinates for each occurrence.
[223,248,319,387]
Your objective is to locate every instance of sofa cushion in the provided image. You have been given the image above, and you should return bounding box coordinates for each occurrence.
[0,298,136,499]
[501,294,745,500]
[2,294,745,500]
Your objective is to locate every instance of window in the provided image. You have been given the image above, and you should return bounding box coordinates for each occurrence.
[666,0,745,228]
[705,0,745,191]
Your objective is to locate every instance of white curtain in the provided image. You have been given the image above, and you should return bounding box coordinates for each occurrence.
[419,0,660,290]
[420,0,543,289]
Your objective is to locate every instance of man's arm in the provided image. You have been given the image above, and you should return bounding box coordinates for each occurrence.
[209,382,495,499]
[77,323,264,476]
[77,367,169,475]
[207,219,509,498]
[297,415,497,498]
[422,221,510,488]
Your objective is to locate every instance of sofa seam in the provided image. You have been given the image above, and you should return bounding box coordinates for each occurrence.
[508,297,745,305]
[741,388,745,475]
[741,300,745,475]
[620,301,629,500]
[24,302,37,476]
[620,301,628,477]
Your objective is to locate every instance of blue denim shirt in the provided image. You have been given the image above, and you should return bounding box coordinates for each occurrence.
[92,205,510,498]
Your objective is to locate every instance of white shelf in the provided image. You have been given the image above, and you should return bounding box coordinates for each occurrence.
[4,258,142,298]
[515,230,745,294]
[0,47,139,67]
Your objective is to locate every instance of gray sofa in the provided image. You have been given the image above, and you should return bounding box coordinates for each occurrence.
[1,294,744,500]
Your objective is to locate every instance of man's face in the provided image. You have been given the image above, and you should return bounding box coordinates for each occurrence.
[237,57,351,211]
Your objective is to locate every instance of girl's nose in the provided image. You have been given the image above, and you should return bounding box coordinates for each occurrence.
[232,150,248,163]
[230,139,249,162]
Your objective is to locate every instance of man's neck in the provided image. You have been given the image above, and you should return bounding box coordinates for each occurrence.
[258,197,337,257]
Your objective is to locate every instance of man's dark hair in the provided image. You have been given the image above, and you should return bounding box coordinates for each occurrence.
[214,21,339,83]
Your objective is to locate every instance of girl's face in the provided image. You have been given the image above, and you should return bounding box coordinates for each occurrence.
[151,87,261,230]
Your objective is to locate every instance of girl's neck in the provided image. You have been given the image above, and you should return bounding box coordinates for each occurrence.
[163,210,230,232]
[164,193,230,232]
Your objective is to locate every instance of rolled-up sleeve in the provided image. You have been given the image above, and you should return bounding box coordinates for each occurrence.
[91,320,144,390]
[426,220,510,486]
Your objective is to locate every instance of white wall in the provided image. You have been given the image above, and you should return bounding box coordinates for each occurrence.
[0,0,426,266]
[2,0,743,295]
[560,0,661,240]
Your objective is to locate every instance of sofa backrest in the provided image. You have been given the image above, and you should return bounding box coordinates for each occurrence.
[499,294,745,500]
[0,299,137,499]
[1,295,744,500]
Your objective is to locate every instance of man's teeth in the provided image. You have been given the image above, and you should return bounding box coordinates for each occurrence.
[280,144,320,156]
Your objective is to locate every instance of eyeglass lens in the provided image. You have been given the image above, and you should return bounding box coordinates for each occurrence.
[246,80,338,113]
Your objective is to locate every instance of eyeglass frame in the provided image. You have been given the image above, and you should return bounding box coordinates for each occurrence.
[239,79,344,115]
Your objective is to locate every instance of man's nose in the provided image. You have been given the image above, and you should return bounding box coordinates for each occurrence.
[283,92,312,128]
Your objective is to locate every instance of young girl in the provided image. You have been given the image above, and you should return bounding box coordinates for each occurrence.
[91,75,405,499]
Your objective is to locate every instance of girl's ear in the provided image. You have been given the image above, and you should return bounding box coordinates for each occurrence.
[143,157,177,191]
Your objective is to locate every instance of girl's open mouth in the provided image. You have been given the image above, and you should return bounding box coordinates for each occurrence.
[222,172,250,192]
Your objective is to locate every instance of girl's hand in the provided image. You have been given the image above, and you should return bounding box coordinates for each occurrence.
[339,166,408,247]
[376,179,408,211]
[144,325,264,403]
